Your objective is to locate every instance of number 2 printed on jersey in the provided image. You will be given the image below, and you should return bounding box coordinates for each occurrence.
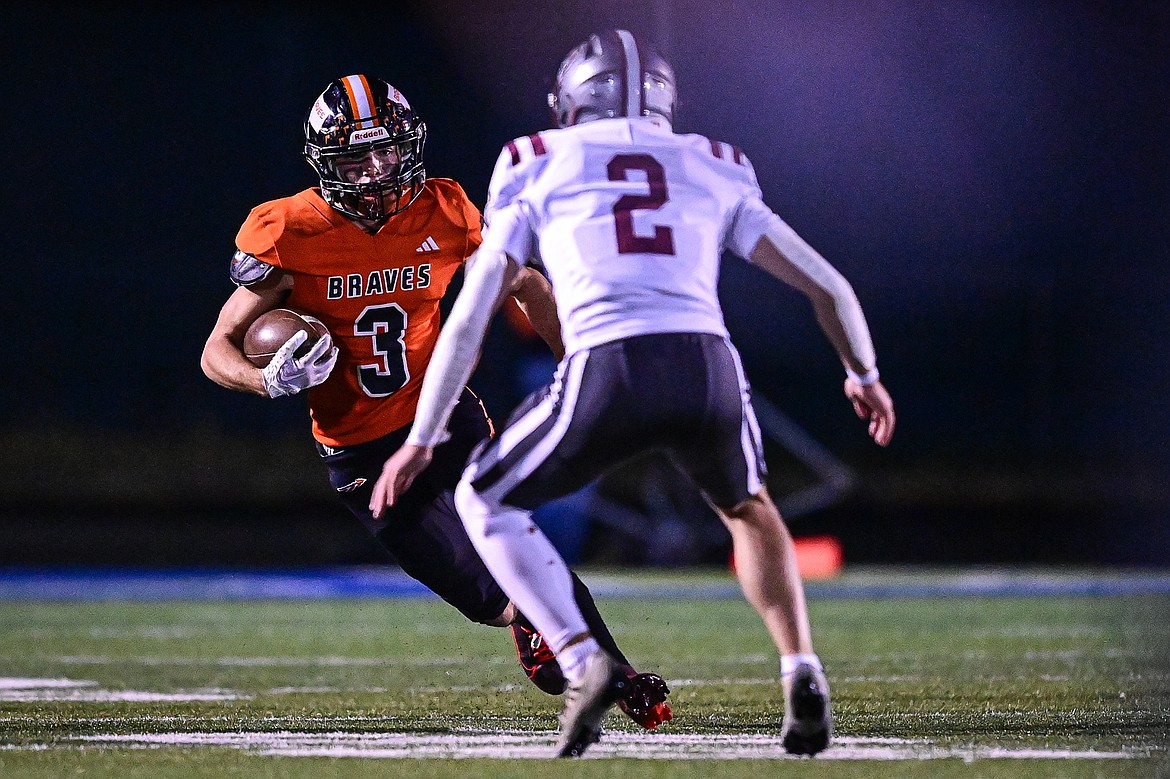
[607,154,675,256]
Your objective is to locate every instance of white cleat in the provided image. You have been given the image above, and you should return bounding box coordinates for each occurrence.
[554,650,628,758]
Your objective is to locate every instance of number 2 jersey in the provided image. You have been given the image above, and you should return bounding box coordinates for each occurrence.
[232,179,482,447]
[483,116,782,356]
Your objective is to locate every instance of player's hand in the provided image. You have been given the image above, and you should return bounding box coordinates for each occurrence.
[845,378,895,446]
[370,444,434,518]
[262,330,339,398]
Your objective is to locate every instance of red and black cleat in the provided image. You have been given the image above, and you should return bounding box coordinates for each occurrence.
[511,623,673,729]
[616,668,673,730]
[511,623,567,695]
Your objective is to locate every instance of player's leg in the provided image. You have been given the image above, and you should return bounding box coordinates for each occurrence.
[455,348,656,754]
[456,477,596,669]
[416,391,654,704]
[673,335,831,756]
[456,478,632,757]
[322,403,514,626]
[713,491,830,754]
[716,489,812,656]
[322,388,656,708]
[456,350,637,674]
[511,572,632,693]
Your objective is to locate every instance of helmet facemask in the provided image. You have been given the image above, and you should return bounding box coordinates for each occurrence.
[303,75,427,222]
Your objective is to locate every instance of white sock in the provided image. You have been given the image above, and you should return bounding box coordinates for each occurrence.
[455,480,593,684]
[555,637,601,684]
[781,653,823,677]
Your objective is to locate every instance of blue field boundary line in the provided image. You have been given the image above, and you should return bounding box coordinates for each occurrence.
[0,566,1168,601]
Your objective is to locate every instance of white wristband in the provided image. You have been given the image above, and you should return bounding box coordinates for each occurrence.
[846,366,880,386]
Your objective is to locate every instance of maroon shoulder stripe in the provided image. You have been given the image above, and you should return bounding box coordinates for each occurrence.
[505,139,520,166]
[710,139,723,159]
[528,133,547,156]
[732,145,744,165]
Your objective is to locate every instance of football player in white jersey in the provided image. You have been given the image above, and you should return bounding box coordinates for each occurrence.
[370,29,895,758]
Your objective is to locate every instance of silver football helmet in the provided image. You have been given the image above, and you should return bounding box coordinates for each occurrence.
[548,29,676,128]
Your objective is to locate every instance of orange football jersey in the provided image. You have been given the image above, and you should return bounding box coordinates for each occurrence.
[235,179,482,446]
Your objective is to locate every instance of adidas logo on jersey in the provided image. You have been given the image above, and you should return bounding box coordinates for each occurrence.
[416,236,440,253]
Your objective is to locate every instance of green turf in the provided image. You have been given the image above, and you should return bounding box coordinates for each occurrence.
[0,568,1167,778]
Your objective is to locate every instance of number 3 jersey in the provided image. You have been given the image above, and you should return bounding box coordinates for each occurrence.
[483,116,780,356]
[233,179,482,447]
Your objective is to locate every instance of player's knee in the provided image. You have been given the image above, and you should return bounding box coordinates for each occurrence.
[480,602,517,627]
[454,479,505,536]
[455,479,534,538]
[719,490,780,525]
[453,479,488,536]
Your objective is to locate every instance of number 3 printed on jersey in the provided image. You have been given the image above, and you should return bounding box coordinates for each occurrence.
[355,303,409,397]
[607,154,676,255]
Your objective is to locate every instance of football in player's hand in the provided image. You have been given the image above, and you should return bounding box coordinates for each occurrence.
[243,308,328,368]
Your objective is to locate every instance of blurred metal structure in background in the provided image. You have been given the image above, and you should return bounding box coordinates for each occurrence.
[550,391,855,566]
[752,393,855,519]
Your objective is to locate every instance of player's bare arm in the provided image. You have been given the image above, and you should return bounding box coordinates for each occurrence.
[201,271,293,396]
[370,249,519,517]
[509,267,564,360]
[748,233,895,446]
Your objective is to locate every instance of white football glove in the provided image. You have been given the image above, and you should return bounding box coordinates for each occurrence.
[262,330,339,398]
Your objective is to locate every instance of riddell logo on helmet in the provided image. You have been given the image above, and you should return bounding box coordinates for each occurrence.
[350,127,389,143]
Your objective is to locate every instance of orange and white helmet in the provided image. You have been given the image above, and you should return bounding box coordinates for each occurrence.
[303,75,426,221]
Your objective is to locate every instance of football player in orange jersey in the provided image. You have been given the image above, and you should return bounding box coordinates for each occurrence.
[200,75,671,729]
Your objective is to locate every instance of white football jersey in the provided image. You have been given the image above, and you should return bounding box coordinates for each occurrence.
[483,117,780,355]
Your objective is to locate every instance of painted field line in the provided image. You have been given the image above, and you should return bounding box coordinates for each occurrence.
[0,678,246,702]
[59,731,1149,761]
[43,654,509,668]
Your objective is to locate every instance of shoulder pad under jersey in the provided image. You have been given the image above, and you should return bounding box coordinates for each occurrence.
[230,249,276,287]
[705,138,760,188]
[485,133,550,222]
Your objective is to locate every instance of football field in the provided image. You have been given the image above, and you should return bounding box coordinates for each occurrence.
[0,567,1167,778]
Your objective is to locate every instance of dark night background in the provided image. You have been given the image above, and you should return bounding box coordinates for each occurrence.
[2,1,1166,567]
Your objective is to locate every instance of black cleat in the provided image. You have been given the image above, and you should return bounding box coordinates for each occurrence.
[554,651,628,758]
[781,663,833,756]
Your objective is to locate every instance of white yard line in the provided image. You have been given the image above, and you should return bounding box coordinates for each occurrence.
[47,654,505,667]
[0,677,246,702]
[0,678,95,689]
[0,690,247,702]
[59,731,1147,761]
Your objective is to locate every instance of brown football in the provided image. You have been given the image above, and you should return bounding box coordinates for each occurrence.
[243,309,326,368]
